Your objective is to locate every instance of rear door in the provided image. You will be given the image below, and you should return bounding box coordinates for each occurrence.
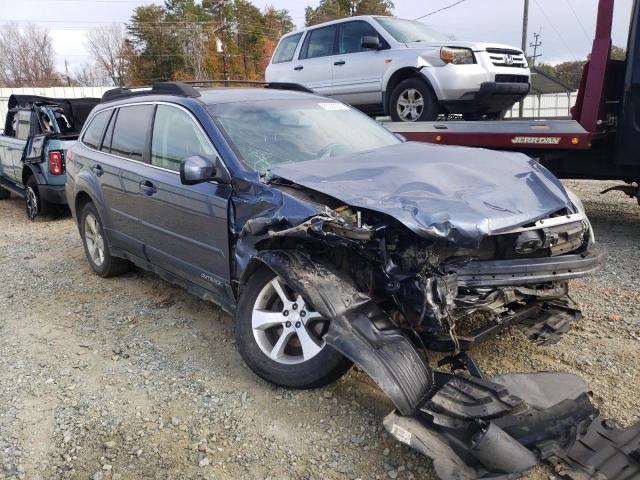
[291,24,338,96]
[331,20,388,107]
[102,104,155,257]
[80,105,154,258]
[136,103,231,296]
[265,32,304,83]
[4,110,31,184]
[0,112,21,182]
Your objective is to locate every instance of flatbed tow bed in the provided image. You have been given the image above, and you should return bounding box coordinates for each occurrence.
[384,0,640,197]
[384,118,594,151]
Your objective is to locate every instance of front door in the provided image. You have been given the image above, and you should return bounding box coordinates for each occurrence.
[331,20,388,108]
[133,104,232,296]
[291,24,338,96]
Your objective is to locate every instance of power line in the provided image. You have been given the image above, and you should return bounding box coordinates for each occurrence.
[563,0,592,43]
[532,0,578,60]
[414,0,469,21]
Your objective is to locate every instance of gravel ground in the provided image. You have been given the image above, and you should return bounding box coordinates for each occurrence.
[0,179,638,480]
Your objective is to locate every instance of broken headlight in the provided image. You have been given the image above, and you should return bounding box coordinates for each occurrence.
[566,188,596,245]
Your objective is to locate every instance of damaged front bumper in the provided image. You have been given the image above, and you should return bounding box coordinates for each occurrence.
[447,249,606,288]
[254,249,638,480]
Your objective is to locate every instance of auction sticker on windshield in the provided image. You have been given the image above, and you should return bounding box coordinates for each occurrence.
[318,103,350,111]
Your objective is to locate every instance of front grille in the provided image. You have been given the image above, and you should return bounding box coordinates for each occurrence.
[486,48,528,68]
[495,74,529,84]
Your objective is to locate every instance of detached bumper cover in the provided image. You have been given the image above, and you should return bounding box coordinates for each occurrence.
[446,249,606,287]
[384,372,640,480]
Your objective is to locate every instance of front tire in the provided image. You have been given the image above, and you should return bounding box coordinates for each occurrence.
[389,78,440,122]
[79,202,129,277]
[25,176,50,221]
[235,267,352,389]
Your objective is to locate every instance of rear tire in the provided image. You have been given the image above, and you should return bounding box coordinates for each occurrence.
[235,267,352,389]
[389,78,440,122]
[79,202,129,278]
[25,176,50,221]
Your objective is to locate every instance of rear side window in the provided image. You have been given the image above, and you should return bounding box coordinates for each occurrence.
[339,21,382,54]
[151,105,217,172]
[301,25,337,59]
[109,105,154,162]
[272,33,303,63]
[82,110,111,150]
[16,110,32,141]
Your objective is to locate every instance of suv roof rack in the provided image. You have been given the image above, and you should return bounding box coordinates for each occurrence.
[101,80,314,103]
[175,79,314,93]
[101,82,201,103]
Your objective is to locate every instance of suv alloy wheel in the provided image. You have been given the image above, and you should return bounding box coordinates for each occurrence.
[79,202,129,278]
[235,267,352,388]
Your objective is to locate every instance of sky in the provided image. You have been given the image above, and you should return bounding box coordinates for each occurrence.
[0,0,634,74]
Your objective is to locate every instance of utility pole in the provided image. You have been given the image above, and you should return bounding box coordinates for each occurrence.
[529,30,542,67]
[518,0,530,117]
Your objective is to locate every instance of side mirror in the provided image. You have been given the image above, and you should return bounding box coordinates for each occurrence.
[180,155,225,185]
[361,36,381,50]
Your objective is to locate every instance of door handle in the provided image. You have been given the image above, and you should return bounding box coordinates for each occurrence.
[92,165,104,177]
[294,65,304,71]
[334,60,346,66]
[139,180,157,196]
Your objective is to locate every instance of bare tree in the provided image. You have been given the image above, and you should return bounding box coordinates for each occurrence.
[0,23,59,87]
[85,24,131,86]
[73,62,112,87]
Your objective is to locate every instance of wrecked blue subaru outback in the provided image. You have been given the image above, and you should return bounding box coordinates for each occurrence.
[66,83,639,480]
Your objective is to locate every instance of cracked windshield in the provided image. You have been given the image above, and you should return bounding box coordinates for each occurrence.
[208,99,400,176]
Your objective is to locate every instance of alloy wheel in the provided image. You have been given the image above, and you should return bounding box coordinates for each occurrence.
[397,88,424,122]
[251,277,328,365]
[84,213,105,267]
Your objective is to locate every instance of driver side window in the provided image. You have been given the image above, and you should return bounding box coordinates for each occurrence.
[151,105,217,172]
[339,21,384,54]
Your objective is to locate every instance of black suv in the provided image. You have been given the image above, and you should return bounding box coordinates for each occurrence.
[66,82,603,395]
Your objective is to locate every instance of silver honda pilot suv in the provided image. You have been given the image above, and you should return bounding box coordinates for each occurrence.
[266,16,531,121]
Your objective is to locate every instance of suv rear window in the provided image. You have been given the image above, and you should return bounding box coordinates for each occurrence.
[272,33,302,63]
[82,110,111,150]
[109,105,154,162]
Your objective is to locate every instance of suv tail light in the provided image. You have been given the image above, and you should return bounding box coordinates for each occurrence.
[49,151,64,175]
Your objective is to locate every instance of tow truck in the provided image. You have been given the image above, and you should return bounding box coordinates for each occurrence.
[384,0,640,202]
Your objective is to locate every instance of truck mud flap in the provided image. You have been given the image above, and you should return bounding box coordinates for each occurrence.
[384,372,640,480]
[253,250,434,416]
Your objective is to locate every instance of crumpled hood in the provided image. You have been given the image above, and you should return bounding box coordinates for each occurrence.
[270,142,573,248]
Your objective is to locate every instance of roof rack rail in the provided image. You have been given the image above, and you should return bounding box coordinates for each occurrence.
[101,82,201,103]
[178,79,313,93]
